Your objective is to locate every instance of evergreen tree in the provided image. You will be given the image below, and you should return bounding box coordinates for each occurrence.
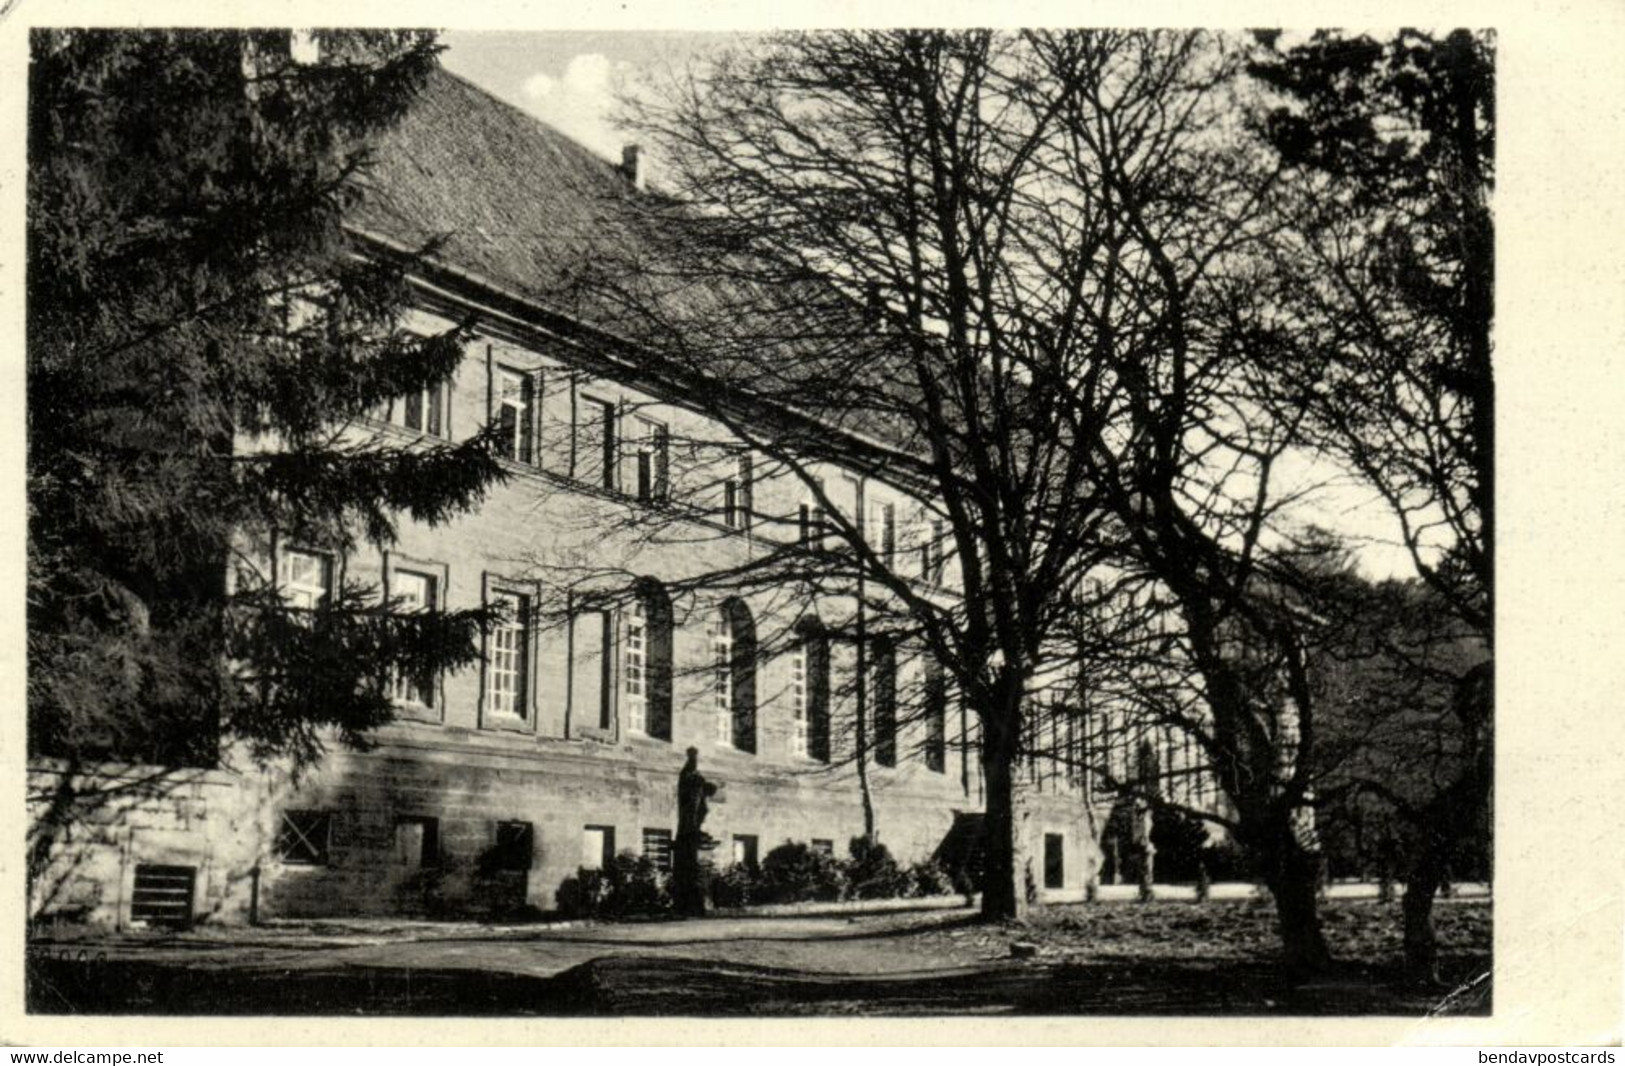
[27,29,505,771]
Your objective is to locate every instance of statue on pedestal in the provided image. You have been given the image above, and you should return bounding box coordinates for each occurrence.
[673,746,717,918]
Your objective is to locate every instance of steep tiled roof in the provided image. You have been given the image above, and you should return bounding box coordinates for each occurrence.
[352,67,652,329]
[352,67,928,469]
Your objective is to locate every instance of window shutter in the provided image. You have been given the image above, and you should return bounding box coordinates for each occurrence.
[599,609,615,732]
[485,344,495,423]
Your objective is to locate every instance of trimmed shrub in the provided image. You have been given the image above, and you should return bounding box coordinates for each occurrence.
[843,836,911,900]
[907,859,954,898]
[604,851,671,918]
[554,868,610,919]
[708,862,760,908]
[554,850,671,919]
[760,841,848,903]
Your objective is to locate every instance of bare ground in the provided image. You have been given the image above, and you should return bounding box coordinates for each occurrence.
[25,897,1490,1016]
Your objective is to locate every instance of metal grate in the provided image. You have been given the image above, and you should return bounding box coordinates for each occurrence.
[130,863,196,926]
[641,828,673,872]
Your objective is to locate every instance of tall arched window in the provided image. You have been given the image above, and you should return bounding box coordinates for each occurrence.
[792,618,831,763]
[624,579,673,741]
[872,635,897,768]
[923,657,947,773]
[712,598,757,753]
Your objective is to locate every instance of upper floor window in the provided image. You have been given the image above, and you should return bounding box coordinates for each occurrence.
[282,549,333,611]
[798,477,826,547]
[792,618,831,763]
[790,640,808,759]
[485,588,530,721]
[920,519,947,586]
[724,454,753,531]
[872,501,896,566]
[390,568,438,708]
[622,579,674,741]
[871,636,897,768]
[496,368,535,463]
[634,418,669,502]
[924,659,947,773]
[581,397,617,490]
[392,382,446,438]
[712,598,757,753]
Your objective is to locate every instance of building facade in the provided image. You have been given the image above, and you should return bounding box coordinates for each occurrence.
[28,68,1110,928]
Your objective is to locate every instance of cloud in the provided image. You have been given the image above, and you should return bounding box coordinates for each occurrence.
[517,53,625,159]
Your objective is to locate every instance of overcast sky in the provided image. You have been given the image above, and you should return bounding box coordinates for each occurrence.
[440,31,730,162]
[436,30,1424,582]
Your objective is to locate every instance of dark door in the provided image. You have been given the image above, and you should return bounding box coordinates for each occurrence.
[1044,833,1064,890]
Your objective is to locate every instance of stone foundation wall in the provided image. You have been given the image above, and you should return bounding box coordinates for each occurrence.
[29,739,1102,927]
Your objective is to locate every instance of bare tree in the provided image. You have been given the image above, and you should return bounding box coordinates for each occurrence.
[540,29,1179,921]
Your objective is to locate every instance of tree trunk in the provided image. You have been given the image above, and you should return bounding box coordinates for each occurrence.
[1136,802,1156,902]
[1403,837,1450,985]
[1264,834,1333,976]
[980,742,1026,921]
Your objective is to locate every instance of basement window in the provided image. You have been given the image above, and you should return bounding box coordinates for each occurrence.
[642,828,674,873]
[395,815,440,868]
[129,864,196,927]
[492,820,534,873]
[582,825,616,871]
[276,810,332,866]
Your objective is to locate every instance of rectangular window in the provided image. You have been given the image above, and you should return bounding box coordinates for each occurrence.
[493,821,534,873]
[276,810,332,866]
[390,569,438,708]
[724,454,753,530]
[395,815,439,868]
[874,502,896,565]
[642,828,674,873]
[873,642,897,768]
[924,666,947,774]
[798,478,825,547]
[634,418,669,502]
[732,834,758,870]
[496,368,535,464]
[582,825,615,871]
[582,397,617,490]
[486,589,530,720]
[396,382,445,438]
[922,519,947,586]
[282,549,333,611]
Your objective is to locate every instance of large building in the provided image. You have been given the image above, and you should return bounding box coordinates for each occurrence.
[27,68,1110,928]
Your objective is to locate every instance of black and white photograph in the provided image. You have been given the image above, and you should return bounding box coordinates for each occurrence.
[8,9,1605,1040]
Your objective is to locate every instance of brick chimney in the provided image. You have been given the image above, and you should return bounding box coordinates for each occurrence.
[620,143,645,191]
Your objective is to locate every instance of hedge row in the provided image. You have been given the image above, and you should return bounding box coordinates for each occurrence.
[555,837,958,919]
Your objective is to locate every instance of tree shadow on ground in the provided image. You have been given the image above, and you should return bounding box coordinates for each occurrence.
[27,948,1490,1017]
